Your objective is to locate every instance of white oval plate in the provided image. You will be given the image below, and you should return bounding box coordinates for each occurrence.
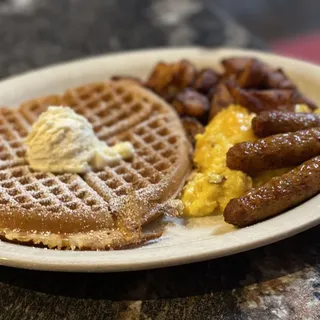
[0,47,320,272]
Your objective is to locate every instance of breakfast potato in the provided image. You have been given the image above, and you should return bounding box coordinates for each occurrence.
[236,58,267,89]
[230,87,297,113]
[265,68,295,89]
[193,68,220,94]
[231,87,317,113]
[219,73,238,87]
[207,86,217,101]
[181,117,205,146]
[146,60,197,101]
[209,84,235,120]
[221,57,253,75]
[113,56,318,130]
[247,89,296,109]
[222,57,293,88]
[172,88,209,118]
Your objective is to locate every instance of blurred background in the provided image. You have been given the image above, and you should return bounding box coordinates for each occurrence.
[0,0,319,79]
[218,0,320,63]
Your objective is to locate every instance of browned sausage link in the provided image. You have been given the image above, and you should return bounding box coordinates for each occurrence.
[224,155,320,227]
[227,127,320,175]
[252,111,320,137]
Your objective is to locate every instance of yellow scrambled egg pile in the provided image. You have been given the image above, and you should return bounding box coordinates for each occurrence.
[182,105,255,217]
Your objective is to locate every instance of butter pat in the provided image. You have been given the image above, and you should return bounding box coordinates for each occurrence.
[295,104,311,113]
[25,106,134,173]
[112,142,135,159]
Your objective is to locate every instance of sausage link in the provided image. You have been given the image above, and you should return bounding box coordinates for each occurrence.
[252,111,320,137]
[227,127,320,175]
[224,155,320,227]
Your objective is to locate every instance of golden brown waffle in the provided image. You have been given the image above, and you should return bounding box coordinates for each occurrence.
[0,81,191,250]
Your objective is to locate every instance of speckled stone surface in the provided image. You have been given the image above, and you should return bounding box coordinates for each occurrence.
[0,0,319,319]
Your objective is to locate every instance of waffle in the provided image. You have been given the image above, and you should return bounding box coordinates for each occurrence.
[0,81,191,250]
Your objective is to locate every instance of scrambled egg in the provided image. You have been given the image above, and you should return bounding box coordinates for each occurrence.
[252,168,292,187]
[182,105,256,217]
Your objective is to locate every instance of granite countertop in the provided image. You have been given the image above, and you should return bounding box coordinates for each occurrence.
[0,0,319,319]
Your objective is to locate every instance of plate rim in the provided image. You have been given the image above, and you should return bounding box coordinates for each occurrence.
[0,46,319,272]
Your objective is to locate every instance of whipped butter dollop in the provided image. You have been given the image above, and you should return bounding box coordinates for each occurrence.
[25,106,134,173]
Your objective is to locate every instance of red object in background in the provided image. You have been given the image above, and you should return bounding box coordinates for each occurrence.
[271,31,320,64]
